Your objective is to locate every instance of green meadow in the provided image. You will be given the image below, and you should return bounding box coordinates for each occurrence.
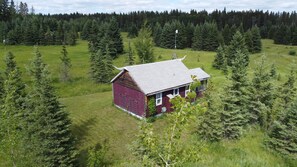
[1,33,297,166]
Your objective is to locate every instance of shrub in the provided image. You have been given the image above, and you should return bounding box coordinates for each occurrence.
[288,50,296,56]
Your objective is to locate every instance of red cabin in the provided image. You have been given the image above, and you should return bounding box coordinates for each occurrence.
[111,58,210,118]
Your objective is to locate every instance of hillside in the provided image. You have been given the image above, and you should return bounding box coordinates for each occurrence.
[1,34,297,166]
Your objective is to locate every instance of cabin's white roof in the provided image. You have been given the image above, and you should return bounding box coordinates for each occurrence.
[188,68,210,80]
[111,59,210,95]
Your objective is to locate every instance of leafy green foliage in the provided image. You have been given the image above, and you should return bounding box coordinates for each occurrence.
[134,23,155,63]
[148,96,157,117]
[132,81,204,166]
[87,140,109,167]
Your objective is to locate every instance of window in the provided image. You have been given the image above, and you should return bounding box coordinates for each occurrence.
[173,88,179,96]
[156,93,162,106]
[185,85,190,96]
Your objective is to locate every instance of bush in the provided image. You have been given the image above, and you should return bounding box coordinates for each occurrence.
[288,50,296,56]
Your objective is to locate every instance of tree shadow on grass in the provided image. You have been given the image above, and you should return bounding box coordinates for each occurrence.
[71,117,97,145]
[71,117,97,166]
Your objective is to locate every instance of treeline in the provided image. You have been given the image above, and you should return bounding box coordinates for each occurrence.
[1,17,77,45]
[1,0,297,46]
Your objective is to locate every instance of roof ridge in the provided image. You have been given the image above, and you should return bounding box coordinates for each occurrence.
[124,58,183,69]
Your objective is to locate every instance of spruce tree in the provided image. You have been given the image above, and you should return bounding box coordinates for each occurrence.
[251,25,262,53]
[4,51,26,109]
[0,70,29,166]
[90,49,106,83]
[126,40,135,65]
[212,45,226,70]
[198,90,223,142]
[221,50,249,139]
[192,25,203,50]
[134,23,155,63]
[153,22,162,47]
[60,45,71,82]
[0,72,3,105]
[267,99,297,159]
[104,46,114,83]
[227,31,249,67]
[279,64,297,107]
[270,63,277,79]
[4,51,17,78]
[248,56,274,126]
[127,23,138,38]
[221,87,244,139]
[244,29,253,53]
[26,48,77,166]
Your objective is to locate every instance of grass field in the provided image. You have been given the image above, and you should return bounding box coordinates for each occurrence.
[1,33,297,166]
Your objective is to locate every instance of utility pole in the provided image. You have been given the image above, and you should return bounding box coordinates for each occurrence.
[173,29,178,59]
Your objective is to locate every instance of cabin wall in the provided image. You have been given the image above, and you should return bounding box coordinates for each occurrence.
[147,86,187,116]
[113,72,146,117]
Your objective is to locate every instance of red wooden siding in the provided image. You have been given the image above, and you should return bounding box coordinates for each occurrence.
[113,71,146,117]
[147,86,187,115]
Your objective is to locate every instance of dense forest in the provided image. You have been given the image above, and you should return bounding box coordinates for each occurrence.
[1,0,297,47]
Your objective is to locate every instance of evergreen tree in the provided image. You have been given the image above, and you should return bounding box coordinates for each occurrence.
[127,23,138,38]
[0,70,29,166]
[267,98,297,159]
[198,89,223,142]
[104,46,114,83]
[226,31,249,67]
[270,63,277,79]
[104,17,123,55]
[0,72,3,105]
[251,25,262,53]
[4,51,17,77]
[221,87,244,139]
[221,50,249,139]
[26,48,77,166]
[153,22,162,47]
[248,56,274,126]
[244,29,253,53]
[222,24,232,45]
[126,40,135,65]
[278,64,297,107]
[134,23,155,63]
[60,45,71,82]
[90,49,106,83]
[291,25,297,45]
[274,25,291,45]
[212,45,226,70]
[192,24,203,50]
[4,51,26,109]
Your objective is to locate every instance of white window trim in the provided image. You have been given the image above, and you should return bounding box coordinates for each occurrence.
[185,85,190,96]
[173,88,179,96]
[156,92,162,106]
